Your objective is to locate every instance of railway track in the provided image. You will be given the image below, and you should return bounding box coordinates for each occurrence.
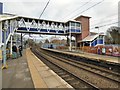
[32,48,120,89]
[32,48,100,89]
[41,48,120,83]
[44,49,120,73]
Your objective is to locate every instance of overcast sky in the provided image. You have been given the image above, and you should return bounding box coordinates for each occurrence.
[0,0,119,41]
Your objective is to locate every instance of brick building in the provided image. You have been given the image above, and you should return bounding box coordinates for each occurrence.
[74,15,105,48]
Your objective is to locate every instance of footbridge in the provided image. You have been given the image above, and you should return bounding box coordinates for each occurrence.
[0,14,81,69]
[0,15,81,46]
[0,15,81,44]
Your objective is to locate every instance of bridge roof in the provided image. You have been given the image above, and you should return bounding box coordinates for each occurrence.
[0,14,65,24]
[18,16,65,24]
[0,13,81,24]
[0,14,18,21]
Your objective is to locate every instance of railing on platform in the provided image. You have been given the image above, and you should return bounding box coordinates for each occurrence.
[1,19,18,44]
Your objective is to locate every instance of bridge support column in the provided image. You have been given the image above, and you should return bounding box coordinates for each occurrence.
[21,33,23,50]
[2,20,8,69]
[0,22,2,62]
[0,22,2,47]
[75,35,77,50]
[90,42,92,47]
[69,23,72,51]
[2,30,7,69]
[69,34,72,51]
[66,35,69,46]
[10,35,13,56]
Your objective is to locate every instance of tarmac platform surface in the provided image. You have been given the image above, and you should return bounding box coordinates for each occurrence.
[2,50,34,88]
[2,49,73,89]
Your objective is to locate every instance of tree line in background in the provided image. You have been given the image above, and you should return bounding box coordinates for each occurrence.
[26,26,120,46]
[105,26,120,44]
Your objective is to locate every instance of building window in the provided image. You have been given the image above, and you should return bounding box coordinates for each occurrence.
[71,22,75,26]
[76,22,80,27]
[99,36,103,39]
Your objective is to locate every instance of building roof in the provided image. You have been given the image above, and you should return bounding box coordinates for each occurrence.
[74,15,91,20]
[90,32,98,35]
[79,32,105,42]
[82,34,99,42]
[66,20,81,23]
[0,14,18,21]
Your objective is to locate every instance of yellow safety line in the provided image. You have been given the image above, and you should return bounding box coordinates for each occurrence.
[2,64,8,69]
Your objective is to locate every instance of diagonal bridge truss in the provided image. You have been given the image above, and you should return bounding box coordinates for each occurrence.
[0,15,81,45]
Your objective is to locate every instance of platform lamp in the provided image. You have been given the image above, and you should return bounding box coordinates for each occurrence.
[2,20,8,69]
[95,26,99,45]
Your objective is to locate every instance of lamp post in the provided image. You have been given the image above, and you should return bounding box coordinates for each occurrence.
[95,26,99,45]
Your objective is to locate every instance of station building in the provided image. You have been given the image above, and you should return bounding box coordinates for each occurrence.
[74,15,105,48]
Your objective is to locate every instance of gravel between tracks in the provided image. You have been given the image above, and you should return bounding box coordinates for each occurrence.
[39,49,119,89]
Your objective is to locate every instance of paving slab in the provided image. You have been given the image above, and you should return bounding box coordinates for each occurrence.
[43,76,62,88]
[26,49,47,88]
[37,66,49,72]
[39,70,53,78]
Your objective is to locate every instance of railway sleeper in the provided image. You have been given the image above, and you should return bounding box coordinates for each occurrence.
[61,74,70,78]
[72,83,88,89]
[65,78,74,81]
[58,72,66,75]
[54,69,63,73]
[72,81,80,85]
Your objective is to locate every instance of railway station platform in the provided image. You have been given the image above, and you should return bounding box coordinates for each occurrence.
[43,48,120,64]
[70,50,120,64]
[2,48,73,89]
[2,50,34,88]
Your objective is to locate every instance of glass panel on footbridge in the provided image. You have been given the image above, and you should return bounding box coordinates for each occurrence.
[66,21,81,33]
